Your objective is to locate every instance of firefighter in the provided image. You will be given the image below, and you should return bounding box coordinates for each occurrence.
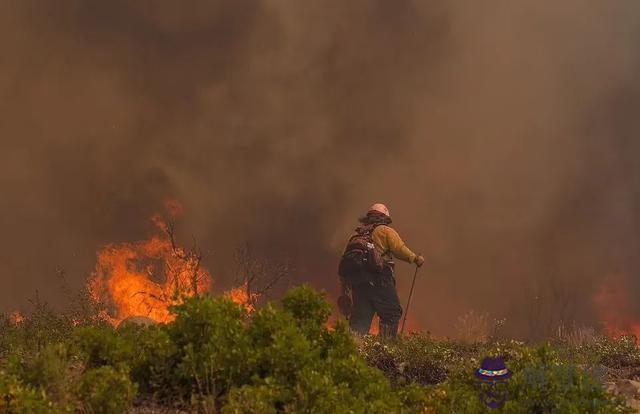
[339,203,424,338]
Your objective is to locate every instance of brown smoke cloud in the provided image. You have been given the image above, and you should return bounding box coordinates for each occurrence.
[1,1,639,338]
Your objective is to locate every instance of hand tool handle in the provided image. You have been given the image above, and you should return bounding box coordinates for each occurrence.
[400,265,420,335]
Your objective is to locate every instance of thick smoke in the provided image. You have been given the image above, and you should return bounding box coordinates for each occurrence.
[1,1,639,338]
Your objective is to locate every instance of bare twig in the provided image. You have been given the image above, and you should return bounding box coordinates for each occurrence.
[232,244,290,304]
[163,218,206,297]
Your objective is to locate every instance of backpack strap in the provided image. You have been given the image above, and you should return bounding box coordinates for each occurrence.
[367,224,392,261]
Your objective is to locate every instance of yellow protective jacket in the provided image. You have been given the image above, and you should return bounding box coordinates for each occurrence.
[370,225,417,264]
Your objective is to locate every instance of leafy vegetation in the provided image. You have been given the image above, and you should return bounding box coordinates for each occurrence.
[0,286,637,412]
[0,371,57,413]
[78,366,137,414]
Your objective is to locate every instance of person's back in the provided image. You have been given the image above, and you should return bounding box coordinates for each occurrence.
[339,203,424,337]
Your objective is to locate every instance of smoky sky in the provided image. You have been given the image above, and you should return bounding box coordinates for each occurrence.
[1,1,640,338]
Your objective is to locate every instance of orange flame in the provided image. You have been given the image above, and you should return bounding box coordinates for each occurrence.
[594,274,640,341]
[88,203,212,325]
[369,315,380,335]
[400,314,421,335]
[225,282,259,313]
[11,311,25,326]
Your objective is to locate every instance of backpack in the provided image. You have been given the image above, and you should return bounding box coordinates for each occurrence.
[338,225,384,279]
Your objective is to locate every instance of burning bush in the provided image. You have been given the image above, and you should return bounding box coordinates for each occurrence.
[88,211,212,325]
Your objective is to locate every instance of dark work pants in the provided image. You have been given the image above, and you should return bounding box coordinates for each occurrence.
[349,267,402,338]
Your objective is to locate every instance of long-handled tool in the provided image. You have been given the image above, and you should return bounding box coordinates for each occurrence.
[400,265,420,335]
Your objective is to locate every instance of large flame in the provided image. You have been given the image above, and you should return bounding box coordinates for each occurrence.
[594,274,640,340]
[88,202,212,325]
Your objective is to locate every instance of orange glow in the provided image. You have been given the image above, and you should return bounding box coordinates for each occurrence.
[370,314,421,336]
[325,307,423,336]
[88,202,212,325]
[11,311,24,326]
[401,314,421,335]
[594,274,640,341]
[369,315,380,335]
[225,282,259,313]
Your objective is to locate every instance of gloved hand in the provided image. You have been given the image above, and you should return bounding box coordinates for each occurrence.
[414,254,425,267]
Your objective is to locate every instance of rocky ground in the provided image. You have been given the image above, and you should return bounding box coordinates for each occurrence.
[607,379,640,411]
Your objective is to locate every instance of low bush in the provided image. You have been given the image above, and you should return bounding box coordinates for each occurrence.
[360,334,478,385]
[509,363,627,413]
[425,344,634,413]
[117,324,177,394]
[587,335,640,370]
[0,304,75,357]
[168,294,253,400]
[75,325,133,369]
[0,370,58,413]
[8,342,78,407]
[1,284,639,412]
[172,286,425,412]
[78,365,137,414]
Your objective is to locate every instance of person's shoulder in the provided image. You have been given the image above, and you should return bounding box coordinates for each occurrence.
[373,225,396,235]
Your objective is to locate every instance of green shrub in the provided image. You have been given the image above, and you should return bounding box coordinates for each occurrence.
[424,344,633,413]
[0,315,22,358]
[0,370,58,413]
[360,334,478,386]
[158,286,429,412]
[78,365,137,414]
[9,342,77,407]
[117,324,177,394]
[247,303,313,383]
[168,295,253,398]
[281,285,332,341]
[221,288,427,413]
[223,383,282,414]
[587,336,640,369]
[8,284,637,413]
[0,305,75,357]
[75,326,132,369]
[222,353,422,414]
[506,363,630,413]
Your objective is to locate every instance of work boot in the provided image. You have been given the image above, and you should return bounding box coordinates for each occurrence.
[379,322,398,339]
